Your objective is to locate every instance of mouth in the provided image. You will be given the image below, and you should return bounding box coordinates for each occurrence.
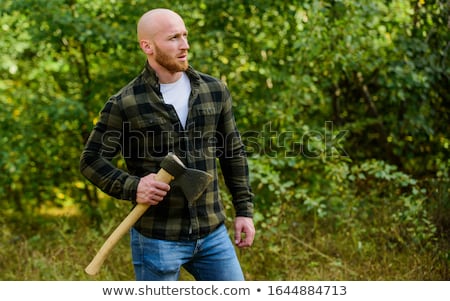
[178,53,188,61]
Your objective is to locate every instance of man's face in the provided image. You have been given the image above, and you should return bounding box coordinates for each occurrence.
[153,39,189,73]
[150,15,189,74]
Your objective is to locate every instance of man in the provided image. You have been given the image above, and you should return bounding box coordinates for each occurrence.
[79,8,255,281]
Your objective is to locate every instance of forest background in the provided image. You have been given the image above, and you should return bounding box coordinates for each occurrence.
[1,0,449,280]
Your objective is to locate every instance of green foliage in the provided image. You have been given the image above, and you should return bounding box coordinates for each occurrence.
[1,0,448,280]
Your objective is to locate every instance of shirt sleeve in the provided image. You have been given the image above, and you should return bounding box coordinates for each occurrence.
[216,86,254,218]
[79,97,140,201]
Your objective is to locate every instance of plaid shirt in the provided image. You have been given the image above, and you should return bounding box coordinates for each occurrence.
[80,62,254,241]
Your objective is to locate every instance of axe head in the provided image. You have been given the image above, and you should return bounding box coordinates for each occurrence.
[160,153,213,203]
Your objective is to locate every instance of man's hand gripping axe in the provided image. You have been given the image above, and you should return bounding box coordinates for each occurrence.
[84,153,213,276]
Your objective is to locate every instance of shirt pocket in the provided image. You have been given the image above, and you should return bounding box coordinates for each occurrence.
[192,104,218,134]
[126,116,174,158]
[137,116,167,129]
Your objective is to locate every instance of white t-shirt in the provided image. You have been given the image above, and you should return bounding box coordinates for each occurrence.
[160,72,191,128]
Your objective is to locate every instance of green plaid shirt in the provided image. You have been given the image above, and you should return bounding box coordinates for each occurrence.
[80,62,254,241]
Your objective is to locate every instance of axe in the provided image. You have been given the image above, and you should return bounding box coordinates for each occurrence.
[84,153,213,276]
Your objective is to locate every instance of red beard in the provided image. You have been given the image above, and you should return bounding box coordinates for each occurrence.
[154,44,188,73]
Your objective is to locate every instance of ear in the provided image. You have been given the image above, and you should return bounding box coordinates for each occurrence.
[139,40,153,55]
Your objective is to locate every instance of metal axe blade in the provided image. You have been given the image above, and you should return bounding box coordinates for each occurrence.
[160,153,213,203]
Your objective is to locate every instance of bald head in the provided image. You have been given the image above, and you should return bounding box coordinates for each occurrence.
[137,8,185,41]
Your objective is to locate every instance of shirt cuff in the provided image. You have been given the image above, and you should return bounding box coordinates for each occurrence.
[234,200,254,218]
[122,175,140,201]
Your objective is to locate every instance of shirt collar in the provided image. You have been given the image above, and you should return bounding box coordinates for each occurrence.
[143,61,200,92]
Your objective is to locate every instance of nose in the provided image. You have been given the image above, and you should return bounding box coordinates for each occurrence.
[181,36,189,50]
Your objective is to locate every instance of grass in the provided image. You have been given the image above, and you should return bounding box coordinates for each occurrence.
[0,201,448,281]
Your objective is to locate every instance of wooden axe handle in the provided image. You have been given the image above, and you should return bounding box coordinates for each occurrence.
[84,168,174,276]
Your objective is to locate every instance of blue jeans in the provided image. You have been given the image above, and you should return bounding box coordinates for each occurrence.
[130,224,245,281]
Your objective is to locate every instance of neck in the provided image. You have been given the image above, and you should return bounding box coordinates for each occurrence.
[148,60,183,84]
